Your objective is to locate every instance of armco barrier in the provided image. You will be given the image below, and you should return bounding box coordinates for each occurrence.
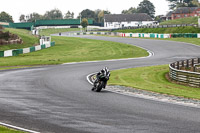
[169,58,200,87]
[0,41,55,57]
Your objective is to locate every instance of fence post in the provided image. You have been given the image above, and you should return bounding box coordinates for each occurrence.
[187,60,189,68]
[182,60,184,68]
[172,63,175,68]
[192,59,194,66]
[177,61,179,69]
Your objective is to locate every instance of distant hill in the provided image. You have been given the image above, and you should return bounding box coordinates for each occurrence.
[160,17,198,25]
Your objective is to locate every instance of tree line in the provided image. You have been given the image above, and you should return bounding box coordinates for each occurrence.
[18,9,110,23]
[121,0,200,18]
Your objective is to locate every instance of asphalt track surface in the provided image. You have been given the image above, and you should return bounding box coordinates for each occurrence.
[0,35,200,133]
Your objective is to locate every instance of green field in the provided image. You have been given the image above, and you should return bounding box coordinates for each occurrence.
[109,65,200,99]
[160,17,198,25]
[0,126,25,133]
[115,26,200,33]
[39,28,80,36]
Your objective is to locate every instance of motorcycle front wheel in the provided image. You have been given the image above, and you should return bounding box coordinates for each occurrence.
[96,81,104,92]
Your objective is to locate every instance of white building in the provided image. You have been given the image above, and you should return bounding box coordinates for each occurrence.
[104,13,154,28]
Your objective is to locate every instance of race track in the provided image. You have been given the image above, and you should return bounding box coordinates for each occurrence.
[0,35,200,133]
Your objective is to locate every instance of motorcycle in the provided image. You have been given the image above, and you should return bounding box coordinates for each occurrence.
[92,74,110,92]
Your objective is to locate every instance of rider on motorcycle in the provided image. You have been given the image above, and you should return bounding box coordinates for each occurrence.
[92,67,110,91]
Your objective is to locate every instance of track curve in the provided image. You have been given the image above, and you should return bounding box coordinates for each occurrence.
[0,35,200,133]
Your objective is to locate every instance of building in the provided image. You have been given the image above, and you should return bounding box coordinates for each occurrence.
[104,13,154,28]
[166,11,173,20]
[171,7,200,20]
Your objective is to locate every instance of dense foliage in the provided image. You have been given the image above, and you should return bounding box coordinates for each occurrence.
[121,0,155,18]
[0,11,14,22]
[167,0,200,10]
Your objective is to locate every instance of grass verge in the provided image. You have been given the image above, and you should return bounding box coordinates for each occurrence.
[109,65,200,99]
[39,28,80,36]
[138,37,200,46]
[0,126,25,133]
[0,36,148,66]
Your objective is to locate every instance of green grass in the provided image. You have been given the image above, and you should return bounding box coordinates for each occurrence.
[130,37,200,46]
[1,28,39,51]
[0,36,148,66]
[160,17,198,25]
[115,26,200,33]
[109,65,200,99]
[0,126,26,133]
[39,28,80,36]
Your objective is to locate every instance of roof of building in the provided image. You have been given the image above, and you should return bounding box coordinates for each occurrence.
[104,13,153,22]
[166,11,173,17]
[173,7,200,14]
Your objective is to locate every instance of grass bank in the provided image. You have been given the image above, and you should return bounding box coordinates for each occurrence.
[109,65,200,99]
[0,36,148,66]
[115,26,200,34]
[160,17,198,25]
[0,126,25,133]
[1,28,39,51]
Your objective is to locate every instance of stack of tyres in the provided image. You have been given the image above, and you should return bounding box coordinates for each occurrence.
[192,33,197,38]
[172,33,198,38]
[0,51,4,57]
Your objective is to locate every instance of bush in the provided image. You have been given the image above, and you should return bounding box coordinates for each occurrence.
[0,31,10,40]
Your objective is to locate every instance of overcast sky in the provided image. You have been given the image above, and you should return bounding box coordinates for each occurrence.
[1,0,171,22]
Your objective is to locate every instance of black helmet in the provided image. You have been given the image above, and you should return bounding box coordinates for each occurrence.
[101,69,105,73]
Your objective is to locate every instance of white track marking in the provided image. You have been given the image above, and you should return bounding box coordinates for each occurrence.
[0,122,40,133]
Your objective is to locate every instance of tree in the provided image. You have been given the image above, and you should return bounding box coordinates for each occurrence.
[104,10,111,15]
[155,15,164,23]
[81,18,88,31]
[19,14,26,22]
[94,9,102,22]
[80,9,95,20]
[0,11,14,22]
[98,10,104,23]
[27,13,43,22]
[137,0,155,18]
[64,11,74,19]
[191,0,200,7]
[20,13,43,22]
[44,9,63,19]
[122,7,138,14]
[167,0,199,10]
